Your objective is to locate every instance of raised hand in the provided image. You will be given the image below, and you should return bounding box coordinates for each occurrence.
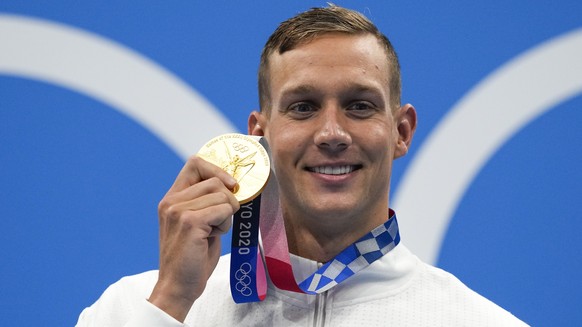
[148,156,239,322]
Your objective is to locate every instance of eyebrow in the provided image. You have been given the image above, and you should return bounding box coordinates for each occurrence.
[279,84,319,99]
[344,83,385,97]
[280,82,384,98]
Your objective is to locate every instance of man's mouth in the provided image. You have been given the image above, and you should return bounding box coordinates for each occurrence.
[307,165,360,175]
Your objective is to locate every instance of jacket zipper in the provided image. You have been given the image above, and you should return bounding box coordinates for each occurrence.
[313,290,328,327]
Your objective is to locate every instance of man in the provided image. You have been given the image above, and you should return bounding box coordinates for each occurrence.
[77,5,527,326]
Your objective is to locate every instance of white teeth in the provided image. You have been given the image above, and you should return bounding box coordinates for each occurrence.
[312,165,354,175]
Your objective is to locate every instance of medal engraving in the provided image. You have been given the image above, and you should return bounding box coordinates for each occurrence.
[198,133,270,203]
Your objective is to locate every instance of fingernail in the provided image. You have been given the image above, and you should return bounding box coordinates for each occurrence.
[232,183,240,194]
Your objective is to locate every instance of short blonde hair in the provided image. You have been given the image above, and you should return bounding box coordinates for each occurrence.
[258,5,401,113]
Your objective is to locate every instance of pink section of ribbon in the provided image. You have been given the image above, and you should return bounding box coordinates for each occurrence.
[259,173,306,293]
[256,247,267,300]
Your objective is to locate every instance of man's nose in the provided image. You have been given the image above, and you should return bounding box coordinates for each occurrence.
[314,107,352,151]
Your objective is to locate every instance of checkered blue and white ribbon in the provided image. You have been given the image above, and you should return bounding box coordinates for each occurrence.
[297,215,400,294]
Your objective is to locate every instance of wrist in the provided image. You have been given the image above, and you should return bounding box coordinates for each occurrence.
[148,281,201,322]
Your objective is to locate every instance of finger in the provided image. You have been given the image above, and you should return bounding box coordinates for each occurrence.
[208,215,233,237]
[178,203,238,239]
[200,202,238,232]
[161,177,239,213]
[202,203,236,235]
[169,156,238,193]
[170,191,240,215]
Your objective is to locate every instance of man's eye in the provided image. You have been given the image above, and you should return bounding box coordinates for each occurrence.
[348,102,372,111]
[290,103,315,113]
[346,102,378,118]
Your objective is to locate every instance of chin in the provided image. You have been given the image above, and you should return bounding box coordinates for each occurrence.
[305,197,362,218]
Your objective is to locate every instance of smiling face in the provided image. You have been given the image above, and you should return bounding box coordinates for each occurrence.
[250,33,415,238]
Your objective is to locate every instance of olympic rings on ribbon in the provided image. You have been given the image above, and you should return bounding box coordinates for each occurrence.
[234,262,253,296]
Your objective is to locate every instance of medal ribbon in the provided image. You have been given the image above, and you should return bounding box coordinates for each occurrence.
[230,195,267,302]
[230,137,400,302]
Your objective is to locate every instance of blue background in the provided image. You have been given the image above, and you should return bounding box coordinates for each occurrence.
[1,1,581,326]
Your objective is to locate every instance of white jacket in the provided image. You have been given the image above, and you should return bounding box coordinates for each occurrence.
[76,244,527,326]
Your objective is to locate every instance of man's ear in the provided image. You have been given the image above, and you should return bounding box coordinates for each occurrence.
[394,104,417,159]
[248,111,266,136]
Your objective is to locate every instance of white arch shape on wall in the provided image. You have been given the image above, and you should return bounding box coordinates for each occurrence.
[393,27,582,264]
[0,14,236,160]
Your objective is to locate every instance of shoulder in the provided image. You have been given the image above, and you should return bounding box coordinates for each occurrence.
[76,270,163,326]
[415,259,528,326]
[359,243,528,326]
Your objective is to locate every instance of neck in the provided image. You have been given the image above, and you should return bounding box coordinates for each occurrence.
[284,210,388,263]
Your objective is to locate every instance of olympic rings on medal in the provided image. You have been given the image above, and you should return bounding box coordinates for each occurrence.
[232,142,249,153]
[234,262,253,296]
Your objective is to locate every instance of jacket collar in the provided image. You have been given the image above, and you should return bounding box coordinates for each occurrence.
[266,243,420,307]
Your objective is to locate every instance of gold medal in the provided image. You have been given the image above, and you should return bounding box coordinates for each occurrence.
[198,133,271,204]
